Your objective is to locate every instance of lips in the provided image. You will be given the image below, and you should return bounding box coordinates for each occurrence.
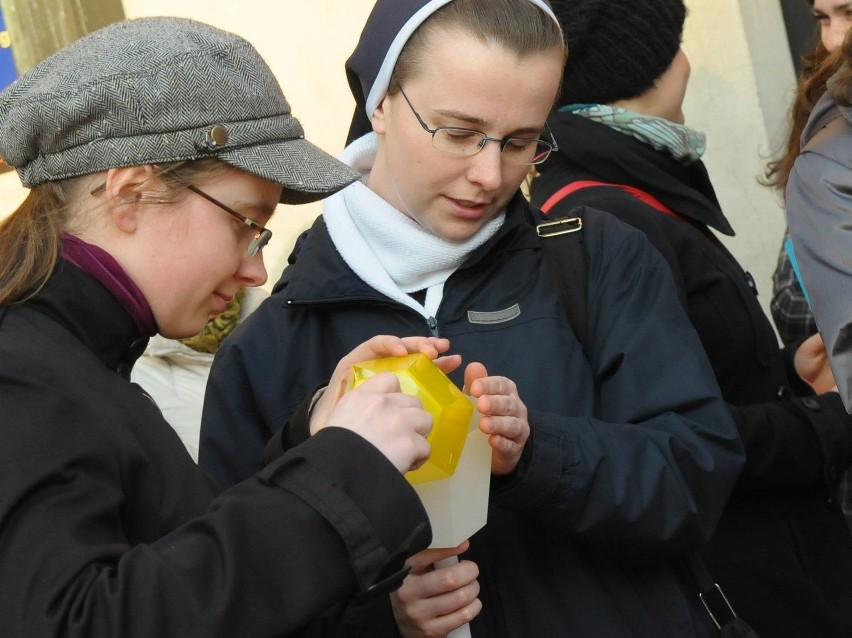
[211,292,233,314]
[445,195,490,219]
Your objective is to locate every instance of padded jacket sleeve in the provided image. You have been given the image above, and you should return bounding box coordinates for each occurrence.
[0,379,430,638]
[490,210,745,562]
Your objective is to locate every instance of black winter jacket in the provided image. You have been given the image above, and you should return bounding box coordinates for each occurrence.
[0,260,430,637]
[200,195,744,637]
[532,111,852,638]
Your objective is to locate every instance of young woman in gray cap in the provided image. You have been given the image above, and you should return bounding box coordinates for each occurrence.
[0,16,459,637]
[200,0,744,635]
[532,0,852,635]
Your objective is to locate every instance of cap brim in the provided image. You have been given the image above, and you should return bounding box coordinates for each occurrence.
[220,136,360,205]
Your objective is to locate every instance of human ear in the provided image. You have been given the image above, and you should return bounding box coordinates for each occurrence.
[371,94,389,135]
[102,165,158,234]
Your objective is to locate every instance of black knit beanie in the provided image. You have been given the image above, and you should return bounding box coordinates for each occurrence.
[551,0,686,106]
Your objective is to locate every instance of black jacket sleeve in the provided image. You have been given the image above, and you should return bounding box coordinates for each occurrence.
[0,413,430,638]
[262,385,318,465]
[730,393,852,493]
[487,210,744,562]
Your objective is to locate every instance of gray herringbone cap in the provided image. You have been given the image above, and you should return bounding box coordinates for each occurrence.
[0,16,359,204]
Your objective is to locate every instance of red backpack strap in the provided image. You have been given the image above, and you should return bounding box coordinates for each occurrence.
[540,179,684,221]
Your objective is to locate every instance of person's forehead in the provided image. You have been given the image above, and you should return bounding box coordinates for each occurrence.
[813,0,852,13]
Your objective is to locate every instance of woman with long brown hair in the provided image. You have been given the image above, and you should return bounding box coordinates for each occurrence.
[788,29,852,413]
[767,0,852,345]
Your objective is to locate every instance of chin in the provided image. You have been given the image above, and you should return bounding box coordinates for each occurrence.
[160,320,207,341]
[431,217,495,243]
[434,226,480,243]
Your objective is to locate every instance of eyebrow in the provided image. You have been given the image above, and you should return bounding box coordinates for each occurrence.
[231,199,277,217]
[813,2,852,14]
[431,107,544,137]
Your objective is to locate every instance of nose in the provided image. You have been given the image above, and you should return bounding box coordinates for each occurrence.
[466,141,504,192]
[237,251,268,288]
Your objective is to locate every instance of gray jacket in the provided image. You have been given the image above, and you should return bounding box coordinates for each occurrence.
[787,91,852,412]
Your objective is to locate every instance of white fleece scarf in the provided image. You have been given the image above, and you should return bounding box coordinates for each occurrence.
[323,132,505,319]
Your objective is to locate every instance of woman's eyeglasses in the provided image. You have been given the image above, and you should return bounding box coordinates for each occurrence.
[186,185,272,257]
[397,85,558,165]
[90,181,273,257]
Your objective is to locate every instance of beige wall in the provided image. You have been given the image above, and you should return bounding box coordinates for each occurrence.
[683,0,796,322]
[0,1,799,320]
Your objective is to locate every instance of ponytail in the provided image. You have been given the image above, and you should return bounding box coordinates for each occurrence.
[0,182,73,305]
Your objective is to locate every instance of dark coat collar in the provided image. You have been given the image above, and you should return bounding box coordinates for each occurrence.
[21,259,149,377]
[542,111,735,236]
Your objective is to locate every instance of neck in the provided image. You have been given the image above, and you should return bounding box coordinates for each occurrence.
[61,234,157,336]
[609,96,681,124]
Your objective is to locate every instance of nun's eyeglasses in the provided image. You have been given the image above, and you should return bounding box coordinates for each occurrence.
[397,85,558,165]
[186,185,272,257]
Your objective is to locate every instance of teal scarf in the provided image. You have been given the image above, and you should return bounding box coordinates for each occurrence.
[561,104,706,165]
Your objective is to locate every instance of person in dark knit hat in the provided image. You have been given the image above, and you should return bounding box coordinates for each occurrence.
[200,0,745,636]
[556,0,686,106]
[0,16,457,637]
[532,1,852,636]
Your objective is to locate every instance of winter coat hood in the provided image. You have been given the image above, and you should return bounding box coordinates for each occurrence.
[541,111,735,236]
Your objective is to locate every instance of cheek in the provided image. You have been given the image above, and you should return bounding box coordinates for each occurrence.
[393,130,432,171]
[822,21,847,50]
[196,218,245,262]
[393,140,447,193]
[503,165,533,193]
[154,272,219,338]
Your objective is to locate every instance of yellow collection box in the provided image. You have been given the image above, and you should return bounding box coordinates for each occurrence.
[348,353,492,548]
[349,352,474,484]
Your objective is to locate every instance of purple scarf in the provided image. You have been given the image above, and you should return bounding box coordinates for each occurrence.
[61,234,158,336]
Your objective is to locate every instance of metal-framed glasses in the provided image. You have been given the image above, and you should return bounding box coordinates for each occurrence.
[397,86,558,165]
[186,185,272,257]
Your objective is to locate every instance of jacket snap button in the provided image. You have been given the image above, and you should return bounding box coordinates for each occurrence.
[802,397,821,411]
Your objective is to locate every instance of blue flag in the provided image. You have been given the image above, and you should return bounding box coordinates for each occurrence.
[0,6,17,91]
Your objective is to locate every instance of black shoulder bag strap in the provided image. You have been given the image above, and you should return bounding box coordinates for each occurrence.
[535,208,589,352]
[535,186,760,638]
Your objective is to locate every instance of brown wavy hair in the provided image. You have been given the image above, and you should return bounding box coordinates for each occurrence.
[764,40,841,192]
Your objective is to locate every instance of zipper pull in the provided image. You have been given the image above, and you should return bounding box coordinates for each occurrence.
[427,316,439,336]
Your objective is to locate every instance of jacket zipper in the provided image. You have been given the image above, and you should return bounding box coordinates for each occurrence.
[427,316,439,337]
